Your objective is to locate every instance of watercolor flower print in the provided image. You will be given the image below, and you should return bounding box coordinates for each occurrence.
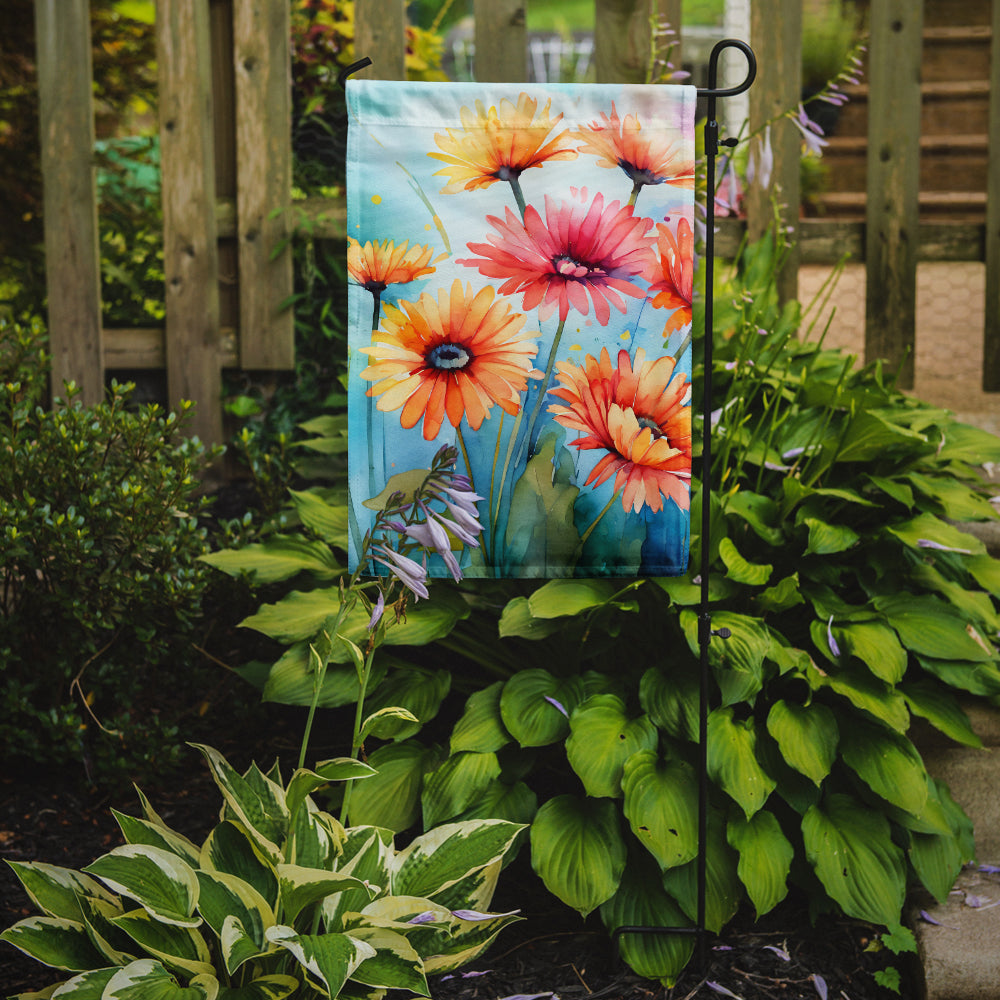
[346,81,697,579]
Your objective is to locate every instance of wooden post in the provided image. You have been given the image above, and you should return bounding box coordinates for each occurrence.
[355,0,406,80]
[594,0,654,84]
[747,0,801,305]
[34,0,104,405]
[233,0,294,369]
[157,0,223,444]
[864,0,923,389]
[983,0,1000,390]
[474,0,527,83]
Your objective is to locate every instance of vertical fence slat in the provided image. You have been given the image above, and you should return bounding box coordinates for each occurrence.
[746,0,801,303]
[864,0,923,389]
[355,0,406,80]
[983,0,1000,390]
[157,0,222,444]
[474,0,526,82]
[594,0,653,84]
[34,0,103,405]
[233,0,294,369]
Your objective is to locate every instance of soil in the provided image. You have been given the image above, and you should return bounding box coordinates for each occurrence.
[0,741,913,1000]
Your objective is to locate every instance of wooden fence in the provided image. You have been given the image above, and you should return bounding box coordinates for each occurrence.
[33,0,1000,445]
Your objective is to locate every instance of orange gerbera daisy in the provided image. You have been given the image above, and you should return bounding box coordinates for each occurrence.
[648,217,694,335]
[548,347,691,514]
[571,103,695,203]
[359,279,541,441]
[349,237,443,328]
[429,93,577,211]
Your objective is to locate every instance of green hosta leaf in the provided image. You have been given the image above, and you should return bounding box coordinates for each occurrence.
[681,610,770,706]
[909,827,966,905]
[453,779,538,827]
[499,670,584,747]
[216,975,299,1000]
[4,862,118,923]
[346,926,428,994]
[526,578,620,618]
[866,474,914,509]
[497,596,564,639]
[966,553,1000,597]
[111,908,214,978]
[450,682,511,754]
[654,572,737,606]
[802,793,906,926]
[260,643,387,709]
[265,926,375,998]
[359,706,421,742]
[565,695,658,798]
[621,751,698,871]
[288,488,349,544]
[719,537,772,586]
[362,667,451,740]
[935,421,1000,464]
[83,846,200,928]
[707,708,776,818]
[839,718,928,816]
[916,655,1000,697]
[277,865,374,925]
[347,740,442,832]
[765,701,838,786]
[392,820,524,900]
[112,812,201,868]
[200,822,278,910]
[727,811,793,918]
[808,660,910,732]
[910,562,1000,633]
[661,812,741,933]
[906,472,998,522]
[875,594,995,662]
[0,916,107,971]
[530,795,626,917]
[755,573,805,614]
[639,664,699,742]
[285,760,376,823]
[599,853,694,986]
[103,959,218,1000]
[421,751,502,828]
[218,915,269,981]
[901,680,982,748]
[835,409,927,463]
[191,746,287,863]
[885,512,985,556]
[200,535,341,584]
[835,621,907,684]
[803,517,859,556]
[195,871,273,974]
[724,490,784,545]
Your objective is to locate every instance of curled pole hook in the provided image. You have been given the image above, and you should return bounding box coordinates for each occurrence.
[338,56,373,90]
[697,38,756,99]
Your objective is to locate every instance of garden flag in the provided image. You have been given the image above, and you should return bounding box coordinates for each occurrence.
[346,80,696,578]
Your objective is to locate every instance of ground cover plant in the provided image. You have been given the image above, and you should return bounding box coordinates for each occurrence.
[203,228,1000,987]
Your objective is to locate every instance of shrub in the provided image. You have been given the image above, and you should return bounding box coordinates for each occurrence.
[0,317,220,784]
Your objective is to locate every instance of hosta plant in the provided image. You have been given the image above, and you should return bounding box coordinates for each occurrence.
[1,743,523,999]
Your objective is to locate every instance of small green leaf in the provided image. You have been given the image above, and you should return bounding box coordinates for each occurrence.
[526,578,620,618]
[719,536,772,585]
[803,517,859,556]
[450,682,511,754]
[727,811,793,917]
[639,664,699,742]
[765,700,838,786]
[838,718,929,817]
[707,708,776,819]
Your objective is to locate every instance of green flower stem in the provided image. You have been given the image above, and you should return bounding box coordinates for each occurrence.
[628,179,643,209]
[579,490,621,547]
[523,316,566,457]
[340,644,377,826]
[507,175,527,219]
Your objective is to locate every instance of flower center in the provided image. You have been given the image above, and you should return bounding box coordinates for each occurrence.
[427,342,473,370]
[620,160,665,187]
[636,415,666,440]
[553,254,604,279]
[496,165,522,182]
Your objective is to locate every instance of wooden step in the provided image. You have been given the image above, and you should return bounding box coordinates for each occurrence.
[922,25,993,83]
[922,0,992,28]
[813,189,987,222]
[831,80,991,137]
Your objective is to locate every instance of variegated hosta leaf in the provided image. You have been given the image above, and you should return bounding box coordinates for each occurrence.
[323,829,393,931]
[599,853,694,987]
[566,695,658,799]
[285,761,375,825]
[0,916,107,971]
[83,846,200,928]
[287,802,344,870]
[265,926,375,998]
[424,859,501,915]
[765,700,838,786]
[191,745,287,863]
[802,793,906,926]
[46,966,118,997]
[4,861,118,922]
[195,871,274,974]
[391,820,524,901]
[726,810,793,917]
[344,926,429,995]
[77,894,136,966]
[706,707,776,819]
[529,795,626,917]
[621,751,699,871]
[421,907,522,975]
[450,681,511,754]
[102,958,218,999]
[276,865,375,925]
[421,751,502,829]
[110,908,214,978]
[214,974,300,1000]
[112,810,202,868]
[200,822,278,910]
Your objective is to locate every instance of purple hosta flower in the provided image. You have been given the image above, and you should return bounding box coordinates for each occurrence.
[367,590,385,631]
[979,864,1000,874]
[917,538,973,555]
[714,155,742,216]
[812,974,828,1000]
[919,909,958,929]
[544,695,569,718]
[451,908,521,921]
[747,125,774,190]
[706,982,742,999]
[763,944,791,962]
[791,104,828,156]
[496,994,557,1000]
[441,970,493,982]
[371,544,429,600]
[407,911,438,925]
[827,616,842,658]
